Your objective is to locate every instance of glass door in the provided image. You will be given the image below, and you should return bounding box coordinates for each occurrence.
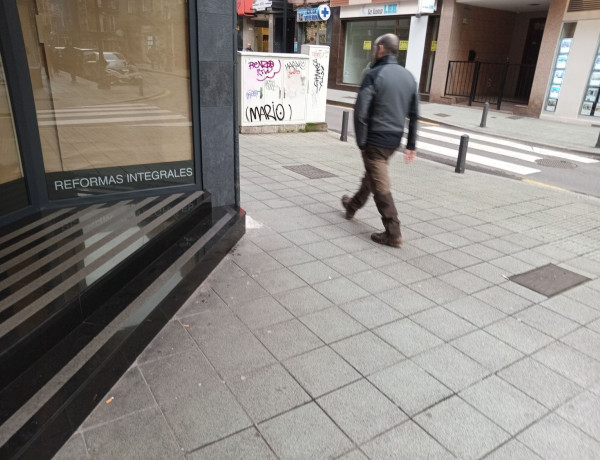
[16,0,196,200]
[0,50,29,216]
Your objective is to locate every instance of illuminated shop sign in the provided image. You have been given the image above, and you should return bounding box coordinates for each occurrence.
[297,5,331,22]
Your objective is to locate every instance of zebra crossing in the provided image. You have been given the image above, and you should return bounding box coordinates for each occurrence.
[36,103,191,127]
[415,124,598,176]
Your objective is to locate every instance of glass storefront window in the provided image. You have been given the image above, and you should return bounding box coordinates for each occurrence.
[17,0,194,200]
[545,22,576,113]
[342,18,410,86]
[0,51,29,215]
[580,40,600,117]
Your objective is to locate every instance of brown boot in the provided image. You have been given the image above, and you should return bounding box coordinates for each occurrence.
[371,232,402,248]
[341,195,355,220]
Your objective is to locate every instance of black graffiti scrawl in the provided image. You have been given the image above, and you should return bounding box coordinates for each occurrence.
[313,59,324,93]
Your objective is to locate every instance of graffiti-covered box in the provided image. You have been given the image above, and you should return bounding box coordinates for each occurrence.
[238,46,330,133]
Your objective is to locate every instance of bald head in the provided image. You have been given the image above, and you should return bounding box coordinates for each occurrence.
[374,33,399,56]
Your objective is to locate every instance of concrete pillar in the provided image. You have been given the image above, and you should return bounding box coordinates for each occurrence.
[405,15,428,84]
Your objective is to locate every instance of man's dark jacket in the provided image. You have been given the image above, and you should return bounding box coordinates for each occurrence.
[354,55,419,151]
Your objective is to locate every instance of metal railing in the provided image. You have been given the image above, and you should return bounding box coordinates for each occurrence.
[445,61,536,109]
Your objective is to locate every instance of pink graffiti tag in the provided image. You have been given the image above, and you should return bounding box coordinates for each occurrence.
[248,59,282,81]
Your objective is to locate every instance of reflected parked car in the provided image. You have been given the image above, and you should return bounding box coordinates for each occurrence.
[82,51,142,85]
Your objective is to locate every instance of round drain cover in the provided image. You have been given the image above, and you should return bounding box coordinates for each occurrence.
[535,159,577,169]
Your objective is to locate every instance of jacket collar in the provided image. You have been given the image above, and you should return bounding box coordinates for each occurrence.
[373,55,399,68]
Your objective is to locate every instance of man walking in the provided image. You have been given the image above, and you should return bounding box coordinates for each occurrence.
[342,33,419,248]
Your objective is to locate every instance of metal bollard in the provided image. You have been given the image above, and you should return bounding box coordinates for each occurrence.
[596,132,600,148]
[480,102,489,128]
[138,78,144,97]
[455,134,469,173]
[340,110,349,142]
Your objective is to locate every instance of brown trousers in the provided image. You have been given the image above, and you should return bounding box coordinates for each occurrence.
[347,145,401,238]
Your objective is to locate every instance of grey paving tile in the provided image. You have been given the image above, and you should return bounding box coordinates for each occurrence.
[187,428,277,460]
[311,224,353,240]
[557,391,600,442]
[484,440,543,459]
[380,261,432,284]
[82,367,155,429]
[210,275,270,307]
[137,320,197,364]
[474,286,532,314]
[354,247,403,268]
[280,228,323,246]
[231,296,293,330]
[289,260,342,284]
[438,269,492,294]
[301,240,347,259]
[410,237,452,254]
[331,235,374,252]
[462,243,504,261]
[361,421,455,460]
[336,449,368,460]
[590,318,600,333]
[436,248,482,269]
[482,237,524,255]
[498,358,582,409]
[175,285,229,319]
[313,277,370,305]
[369,360,452,416]
[415,396,510,459]
[230,239,265,256]
[413,344,490,392]
[409,255,459,276]
[376,286,435,315]
[409,221,446,236]
[317,379,407,444]
[161,383,252,451]
[541,296,600,325]
[269,246,316,266]
[485,317,554,354]
[516,305,580,339]
[323,253,373,275]
[375,318,443,357]
[563,285,600,309]
[255,319,323,361]
[273,285,333,317]
[339,296,402,328]
[249,233,295,251]
[518,414,600,460]
[348,269,400,294]
[430,231,472,248]
[454,227,494,244]
[490,255,536,277]
[561,327,600,361]
[444,297,506,328]
[411,307,477,341]
[253,267,307,294]
[464,262,508,284]
[533,342,600,387]
[226,363,310,422]
[258,403,353,459]
[409,278,467,305]
[283,346,361,398]
[233,252,283,276]
[451,330,524,372]
[499,280,548,304]
[53,434,88,460]
[84,408,183,460]
[331,331,404,375]
[460,376,547,435]
[300,306,365,343]
[139,349,222,404]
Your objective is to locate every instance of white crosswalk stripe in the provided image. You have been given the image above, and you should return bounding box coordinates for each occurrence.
[36,103,189,127]
[415,123,597,176]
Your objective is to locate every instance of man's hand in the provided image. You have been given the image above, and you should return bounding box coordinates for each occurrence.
[404,149,416,163]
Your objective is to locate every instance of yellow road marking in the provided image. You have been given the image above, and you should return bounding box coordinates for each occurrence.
[521,179,566,191]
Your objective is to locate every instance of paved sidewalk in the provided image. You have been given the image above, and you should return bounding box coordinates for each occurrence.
[55,131,600,459]
[328,88,600,156]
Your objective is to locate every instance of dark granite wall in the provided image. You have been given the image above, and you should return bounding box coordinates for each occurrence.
[197,0,237,207]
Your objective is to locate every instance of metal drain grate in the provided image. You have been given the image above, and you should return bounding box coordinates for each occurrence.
[284,165,337,179]
[507,116,522,120]
[535,159,577,169]
[434,113,450,117]
[509,263,590,297]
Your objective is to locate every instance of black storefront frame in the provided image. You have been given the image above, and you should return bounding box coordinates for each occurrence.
[0,0,205,226]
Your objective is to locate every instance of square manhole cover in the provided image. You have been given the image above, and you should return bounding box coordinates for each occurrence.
[509,263,590,297]
[284,165,337,179]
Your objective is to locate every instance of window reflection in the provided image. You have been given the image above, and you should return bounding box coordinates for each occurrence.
[17,0,194,199]
[0,52,28,215]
